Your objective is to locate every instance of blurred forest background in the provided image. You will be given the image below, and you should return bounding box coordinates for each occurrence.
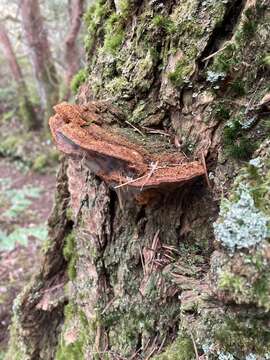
[0,0,90,356]
[0,0,269,359]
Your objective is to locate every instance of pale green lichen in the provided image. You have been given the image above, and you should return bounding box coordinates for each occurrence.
[214,185,269,251]
[218,352,235,360]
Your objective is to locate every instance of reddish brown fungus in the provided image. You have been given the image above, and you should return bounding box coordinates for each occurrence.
[49,102,204,192]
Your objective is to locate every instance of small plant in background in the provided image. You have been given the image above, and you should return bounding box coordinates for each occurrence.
[0,225,48,251]
[0,177,47,250]
[0,184,42,219]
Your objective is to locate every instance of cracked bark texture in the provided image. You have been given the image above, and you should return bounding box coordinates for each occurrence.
[6,0,270,359]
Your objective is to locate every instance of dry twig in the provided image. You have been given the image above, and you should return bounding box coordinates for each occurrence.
[140,162,159,191]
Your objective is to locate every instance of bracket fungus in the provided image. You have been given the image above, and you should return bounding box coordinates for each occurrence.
[49,102,204,193]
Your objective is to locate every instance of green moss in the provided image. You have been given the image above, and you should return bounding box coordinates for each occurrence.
[212,43,239,74]
[230,79,246,97]
[213,103,231,120]
[152,15,176,34]
[66,207,74,222]
[55,300,103,360]
[18,95,39,131]
[262,54,270,67]
[223,117,257,160]
[0,136,20,156]
[32,149,59,173]
[217,252,270,310]
[32,154,48,172]
[103,286,180,357]
[104,30,124,54]
[133,50,156,92]
[181,138,196,156]
[226,137,257,160]
[1,109,15,123]
[102,1,133,55]
[108,309,154,355]
[209,4,267,84]
[84,0,109,52]
[49,148,60,162]
[118,0,130,14]
[71,69,87,94]
[55,304,92,360]
[4,327,27,360]
[41,238,53,254]
[218,272,247,300]
[105,76,129,96]
[235,7,258,44]
[63,232,77,280]
[103,11,127,55]
[213,314,270,356]
[168,58,193,87]
[153,336,195,360]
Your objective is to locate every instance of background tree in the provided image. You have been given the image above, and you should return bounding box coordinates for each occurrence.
[6,1,270,359]
[21,0,59,124]
[0,23,39,129]
[64,0,85,99]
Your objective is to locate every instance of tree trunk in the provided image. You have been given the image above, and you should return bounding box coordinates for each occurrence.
[6,1,270,359]
[0,23,39,130]
[21,0,59,126]
[64,0,85,99]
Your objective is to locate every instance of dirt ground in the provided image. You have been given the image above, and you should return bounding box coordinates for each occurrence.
[0,157,56,353]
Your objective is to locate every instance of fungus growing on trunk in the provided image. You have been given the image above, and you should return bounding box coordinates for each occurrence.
[49,102,204,192]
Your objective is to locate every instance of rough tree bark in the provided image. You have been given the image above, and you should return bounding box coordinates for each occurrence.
[64,0,85,99]
[6,1,270,359]
[0,23,39,129]
[21,0,59,125]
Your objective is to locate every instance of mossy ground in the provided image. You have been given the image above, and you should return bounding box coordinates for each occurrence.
[0,112,59,173]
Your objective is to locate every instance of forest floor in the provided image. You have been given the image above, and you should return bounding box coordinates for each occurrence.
[0,157,56,355]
